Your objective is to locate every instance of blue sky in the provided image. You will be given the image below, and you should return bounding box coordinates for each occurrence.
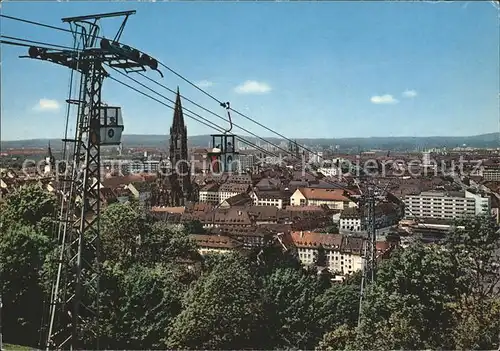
[1,1,499,140]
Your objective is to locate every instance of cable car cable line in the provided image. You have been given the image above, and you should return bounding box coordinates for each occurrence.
[1,29,410,206]
[1,34,433,225]
[106,74,284,161]
[107,68,428,221]
[114,67,297,159]
[0,35,76,50]
[1,13,343,164]
[1,14,446,348]
[0,33,294,165]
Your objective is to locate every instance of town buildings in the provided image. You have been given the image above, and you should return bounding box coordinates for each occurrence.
[4,130,500,281]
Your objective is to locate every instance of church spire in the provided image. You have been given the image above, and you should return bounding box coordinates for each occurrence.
[168,87,191,206]
[172,86,185,131]
[47,141,55,164]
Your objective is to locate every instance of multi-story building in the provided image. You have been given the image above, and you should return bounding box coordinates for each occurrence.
[239,153,257,171]
[218,183,251,203]
[404,190,491,220]
[290,187,357,210]
[198,183,220,204]
[483,168,500,181]
[101,159,161,176]
[249,189,291,209]
[290,231,363,275]
[189,234,243,255]
[226,174,252,184]
[339,202,401,232]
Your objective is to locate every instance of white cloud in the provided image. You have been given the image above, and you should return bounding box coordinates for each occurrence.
[234,80,272,94]
[370,94,399,104]
[195,80,213,88]
[402,89,418,98]
[33,98,60,111]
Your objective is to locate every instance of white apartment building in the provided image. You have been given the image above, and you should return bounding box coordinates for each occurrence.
[101,159,161,175]
[290,231,363,275]
[290,187,357,210]
[199,183,220,204]
[339,202,401,235]
[404,190,491,220]
[239,154,257,170]
[218,183,251,203]
[483,168,500,181]
[189,234,242,255]
[249,189,291,209]
[309,151,323,164]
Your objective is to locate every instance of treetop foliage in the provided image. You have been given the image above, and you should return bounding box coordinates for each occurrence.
[1,187,499,350]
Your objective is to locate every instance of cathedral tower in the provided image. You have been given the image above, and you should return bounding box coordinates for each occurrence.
[169,87,192,205]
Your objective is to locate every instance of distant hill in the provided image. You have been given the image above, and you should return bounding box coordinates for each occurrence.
[1,133,499,151]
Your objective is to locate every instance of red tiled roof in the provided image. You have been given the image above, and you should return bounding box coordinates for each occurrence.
[102,174,144,188]
[284,205,325,212]
[290,231,343,249]
[190,234,243,249]
[151,206,185,214]
[219,182,250,193]
[297,188,354,201]
[191,202,214,212]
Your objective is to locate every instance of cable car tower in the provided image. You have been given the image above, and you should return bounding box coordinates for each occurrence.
[351,172,377,328]
[21,11,162,350]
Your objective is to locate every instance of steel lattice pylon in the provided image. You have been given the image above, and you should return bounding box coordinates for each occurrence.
[357,182,377,328]
[45,21,106,351]
[46,60,105,351]
[19,10,163,350]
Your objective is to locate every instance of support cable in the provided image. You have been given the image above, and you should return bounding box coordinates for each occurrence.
[0,34,436,225]
[0,13,356,164]
[0,39,68,51]
[0,35,75,50]
[107,71,435,227]
[112,68,297,160]
[0,14,74,34]
[1,14,450,345]
[106,75,283,160]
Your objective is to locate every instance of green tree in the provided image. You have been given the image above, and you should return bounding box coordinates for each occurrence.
[100,202,151,264]
[316,324,357,351]
[248,245,302,277]
[98,262,187,349]
[1,185,56,232]
[444,215,500,349]
[315,284,360,333]
[449,296,500,350]
[166,253,264,349]
[444,215,500,302]
[138,221,200,266]
[354,243,467,350]
[183,220,205,234]
[261,267,322,349]
[0,223,54,347]
[314,244,327,267]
